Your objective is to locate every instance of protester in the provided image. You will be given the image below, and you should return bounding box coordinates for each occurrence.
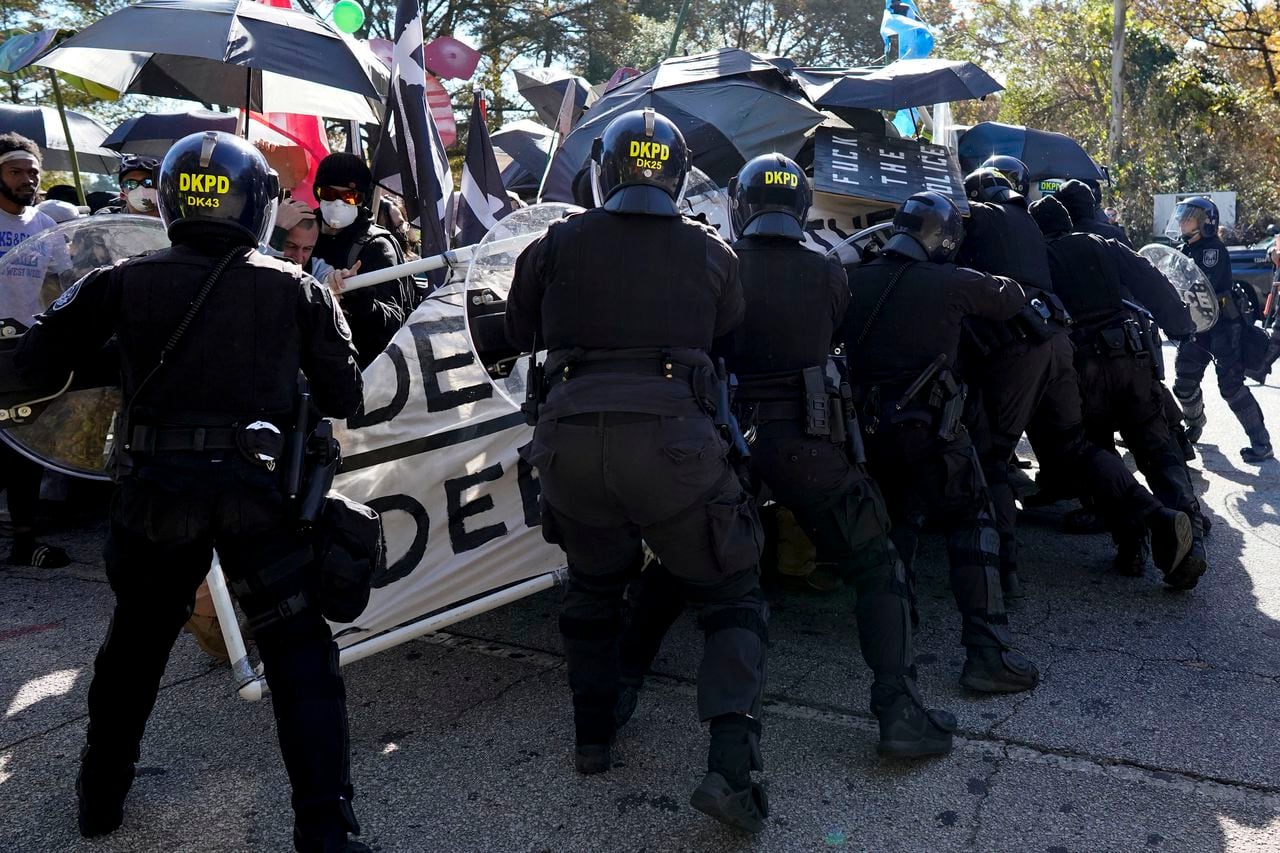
[97,155,161,217]
[0,132,71,569]
[311,152,416,366]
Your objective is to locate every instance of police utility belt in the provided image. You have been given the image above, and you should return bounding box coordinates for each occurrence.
[739,366,866,465]
[854,354,967,442]
[970,292,1071,351]
[527,348,708,412]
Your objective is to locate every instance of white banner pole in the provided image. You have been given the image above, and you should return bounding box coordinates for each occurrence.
[337,231,542,293]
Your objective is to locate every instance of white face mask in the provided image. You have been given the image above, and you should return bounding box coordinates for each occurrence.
[320,199,358,230]
[126,187,157,212]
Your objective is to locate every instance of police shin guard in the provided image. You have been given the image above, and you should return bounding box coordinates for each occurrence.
[76,745,136,838]
[1174,385,1207,443]
[559,614,621,773]
[690,714,769,834]
[949,517,1039,694]
[855,554,955,757]
[616,567,686,729]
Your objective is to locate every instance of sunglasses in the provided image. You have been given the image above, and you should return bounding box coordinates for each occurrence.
[315,186,363,205]
[121,177,156,191]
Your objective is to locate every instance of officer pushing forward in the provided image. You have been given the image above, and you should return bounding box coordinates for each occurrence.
[720,154,956,756]
[1029,196,1208,588]
[1169,197,1272,463]
[844,191,1041,694]
[15,132,369,852]
[505,109,770,833]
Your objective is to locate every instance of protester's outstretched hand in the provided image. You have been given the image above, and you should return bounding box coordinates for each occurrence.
[276,198,315,232]
[326,259,361,301]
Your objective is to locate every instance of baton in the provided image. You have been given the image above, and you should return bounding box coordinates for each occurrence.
[336,232,543,293]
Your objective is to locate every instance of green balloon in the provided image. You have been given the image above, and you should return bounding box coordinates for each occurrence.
[331,0,365,33]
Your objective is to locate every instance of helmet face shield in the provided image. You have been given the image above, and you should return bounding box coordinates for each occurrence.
[1167,197,1217,241]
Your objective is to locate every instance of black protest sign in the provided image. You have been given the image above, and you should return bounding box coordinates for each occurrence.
[812,128,969,213]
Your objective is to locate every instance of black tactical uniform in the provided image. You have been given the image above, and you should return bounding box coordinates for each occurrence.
[1030,196,1208,588]
[726,155,954,756]
[311,153,416,368]
[844,191,1039,694]
[957,170,1190,588]
[1055,180,1192,460]
[15,132,368,852]
[1169,197,1272,461]
[505,109,769,833]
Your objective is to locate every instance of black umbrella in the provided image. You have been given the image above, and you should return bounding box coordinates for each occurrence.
[492,120,553,180]
[513,68,592,128]
[103,109,239,158]
[796,58,1002,112]
[31,0,387,122]
[0,104,119,174]
[957,122,1105,183]
[541,48,822,202]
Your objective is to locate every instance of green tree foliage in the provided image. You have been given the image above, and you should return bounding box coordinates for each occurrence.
[928,0,1280,240]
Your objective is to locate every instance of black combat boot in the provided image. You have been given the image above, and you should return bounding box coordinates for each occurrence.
[292,797,366,853]
[871,678,956,759]
[690,713,769,833]
[1241,442,1274,464]
[1163,537,1208,590]
[1146,508,1192,575]
[961,645,1040,693]
[76,748,135,838]
[1112,535,1149,577]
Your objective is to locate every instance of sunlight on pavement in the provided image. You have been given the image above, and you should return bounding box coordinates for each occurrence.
[0,755,10,785]
[1217,813,1280,851]
[5,669,80,717]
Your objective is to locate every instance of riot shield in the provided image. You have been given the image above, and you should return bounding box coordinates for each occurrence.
[680,167,730,237]
[462,203,582,406]
[0,215,169,480]
[1138,243,1219,333]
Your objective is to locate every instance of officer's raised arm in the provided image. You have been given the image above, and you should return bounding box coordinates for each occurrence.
[505,230,550,350]
[297,271,363,418]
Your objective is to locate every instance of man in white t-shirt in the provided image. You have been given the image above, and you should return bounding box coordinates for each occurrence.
[0,132,71,568]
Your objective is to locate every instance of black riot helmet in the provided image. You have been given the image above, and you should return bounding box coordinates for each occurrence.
[964,167,1018,205]
[980,154,1030,196]
[883,191,964,263]
[591,108,690,216]
[728,153,811,240]
[159,131,280,245]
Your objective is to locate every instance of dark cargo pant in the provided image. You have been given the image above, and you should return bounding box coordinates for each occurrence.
[864,417,1012,653]
[1076,353,1207,536]
[524,411,767,745]
[616,419,914,702]
[86,456,357,851]
[1174,321,1270,447]
[972,332,1161,573]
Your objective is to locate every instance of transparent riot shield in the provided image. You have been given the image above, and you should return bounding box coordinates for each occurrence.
[462,203,582,405]
[1138,243,1219,333]
[0,215,169,479]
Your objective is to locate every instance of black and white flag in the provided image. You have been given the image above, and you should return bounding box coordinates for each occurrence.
[456,93,514,247]
[374,0,452,261]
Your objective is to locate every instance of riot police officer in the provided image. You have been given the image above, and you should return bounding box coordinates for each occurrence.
[14,132,368,852]
[1055,179,1194,462]
[505,109,770,833]
[1028,195,1208,588]
[719,154,955,755]
[1170,197,1272,462]
[957,166,1191,589]
[844,191,1040,694]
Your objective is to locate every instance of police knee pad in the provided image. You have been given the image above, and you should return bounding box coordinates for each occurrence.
[699,600,769,647]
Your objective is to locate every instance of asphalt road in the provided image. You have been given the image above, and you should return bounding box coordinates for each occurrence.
[2,354,1278,852]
